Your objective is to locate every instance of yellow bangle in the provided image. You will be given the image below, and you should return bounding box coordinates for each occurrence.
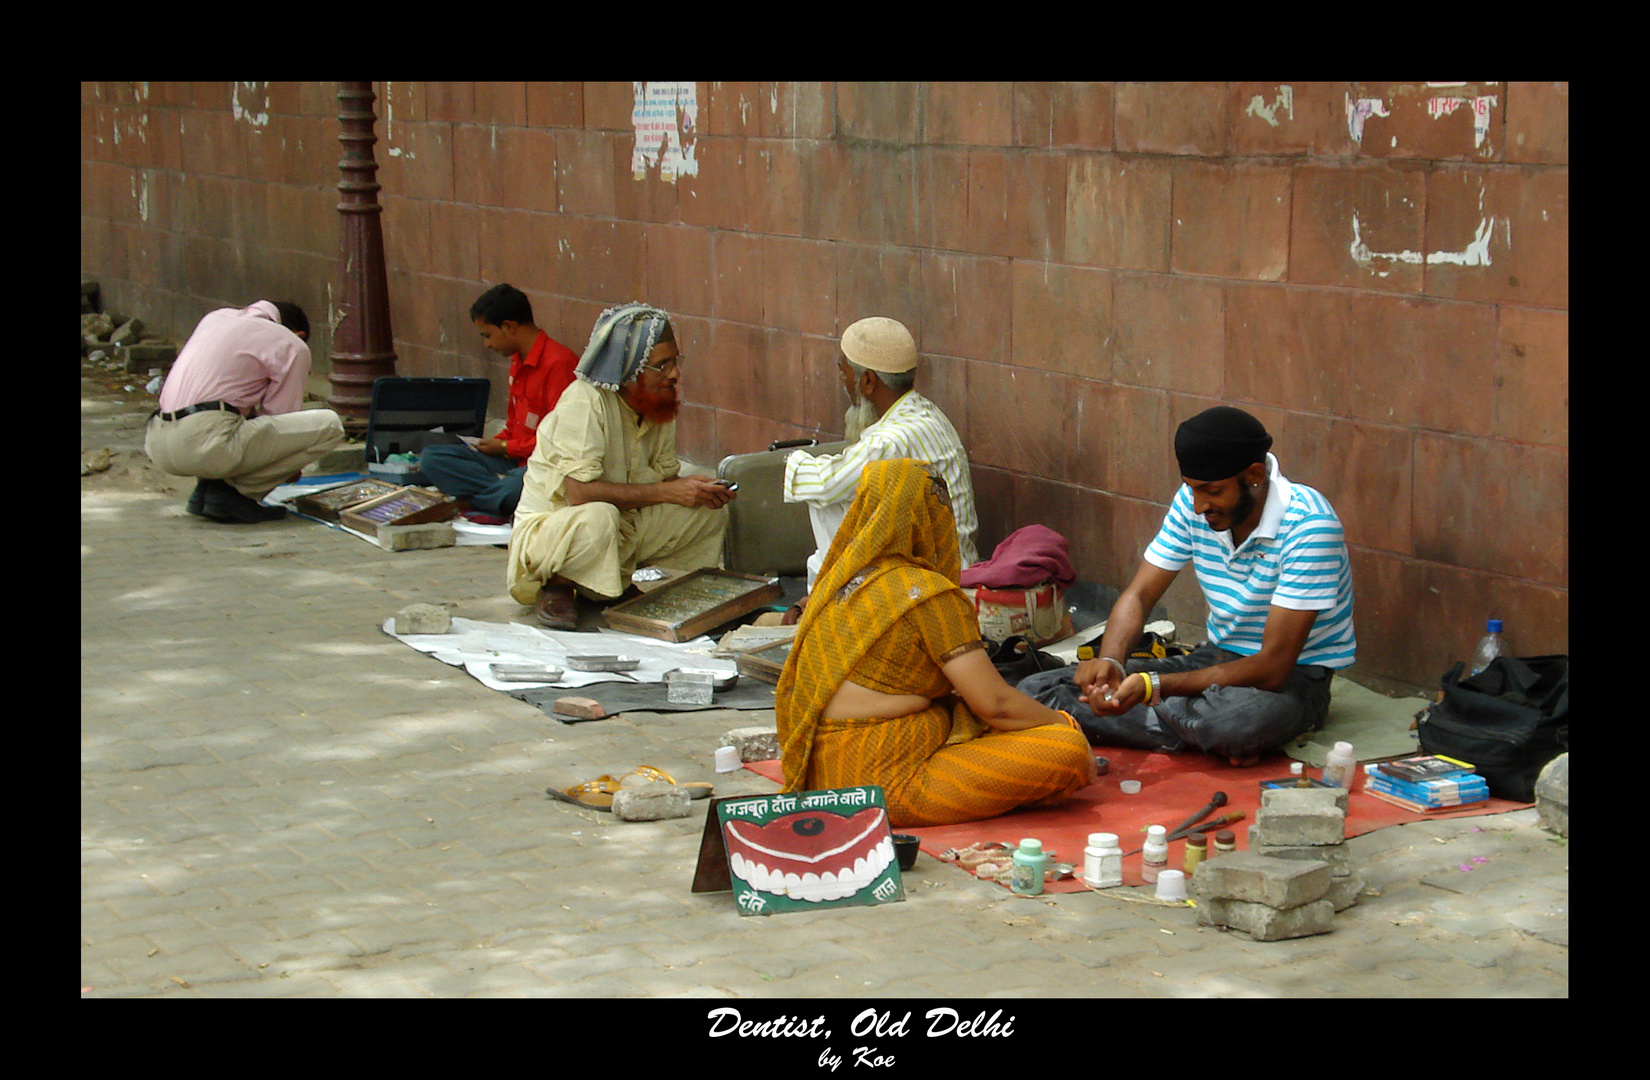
[1139,672,1154,705]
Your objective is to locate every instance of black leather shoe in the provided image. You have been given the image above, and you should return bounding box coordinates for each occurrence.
[185,480,212,518]
[202,480,287,524]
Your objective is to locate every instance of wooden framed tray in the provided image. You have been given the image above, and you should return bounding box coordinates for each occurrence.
[292,478,405,523]
[733,638,794,685]
[602,568,783,643]
[338,486,459,536]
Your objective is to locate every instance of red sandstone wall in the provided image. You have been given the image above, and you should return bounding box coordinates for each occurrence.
[80,81,1569,687]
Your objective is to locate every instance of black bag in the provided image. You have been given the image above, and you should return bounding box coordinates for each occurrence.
[1417,654,1568,803]
[988,635,1066,684]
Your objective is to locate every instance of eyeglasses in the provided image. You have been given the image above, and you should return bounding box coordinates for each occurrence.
[640,354,682,376]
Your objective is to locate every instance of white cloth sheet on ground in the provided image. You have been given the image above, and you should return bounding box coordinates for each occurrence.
[382,615,737,693]
[265,477,513,546]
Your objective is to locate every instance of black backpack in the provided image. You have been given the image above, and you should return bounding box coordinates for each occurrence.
[1417,654,1569,803]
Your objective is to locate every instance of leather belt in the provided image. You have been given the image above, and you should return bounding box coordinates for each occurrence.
[157,400,242,422]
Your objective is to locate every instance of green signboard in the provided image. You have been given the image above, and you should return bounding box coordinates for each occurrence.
[714,786,905,916]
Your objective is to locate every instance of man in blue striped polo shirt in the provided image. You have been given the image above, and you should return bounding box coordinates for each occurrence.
[1020,406,1355,766]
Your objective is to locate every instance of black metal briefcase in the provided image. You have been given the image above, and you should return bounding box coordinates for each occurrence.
[363,376,492,484]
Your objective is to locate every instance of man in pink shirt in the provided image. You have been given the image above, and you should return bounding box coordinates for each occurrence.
[144,301,345,523]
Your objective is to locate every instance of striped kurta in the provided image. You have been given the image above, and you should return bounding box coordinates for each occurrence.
[1144,453,1357,669]
[782,390,980,569]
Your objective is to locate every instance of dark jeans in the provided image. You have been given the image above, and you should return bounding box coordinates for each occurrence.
[1016,643,1333,760]
[418,443,525,517]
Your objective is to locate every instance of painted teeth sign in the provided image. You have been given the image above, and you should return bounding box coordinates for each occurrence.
[716,787,905,915]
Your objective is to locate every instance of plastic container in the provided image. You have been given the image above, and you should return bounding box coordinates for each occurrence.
[1322,740,1358,791]
[1141,825,1168,884]
[1010,838,1047,896]
[1154,869,1188,901]
[1083,832,1123,889]
[1213,830,1237,856]
[1183,833,1207,877]
[1467,619,1504,677]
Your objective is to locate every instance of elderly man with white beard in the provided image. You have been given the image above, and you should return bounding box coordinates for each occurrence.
[781,316,979,620]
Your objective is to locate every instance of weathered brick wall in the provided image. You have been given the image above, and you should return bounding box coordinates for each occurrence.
[80,81,1568,687]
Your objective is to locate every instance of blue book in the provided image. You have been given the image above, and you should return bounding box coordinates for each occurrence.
[1367,773,1487,806]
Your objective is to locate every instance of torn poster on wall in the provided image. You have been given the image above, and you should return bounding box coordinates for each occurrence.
[632,81,699,182]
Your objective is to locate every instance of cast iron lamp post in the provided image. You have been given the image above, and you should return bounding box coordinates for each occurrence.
[328,80,397,432]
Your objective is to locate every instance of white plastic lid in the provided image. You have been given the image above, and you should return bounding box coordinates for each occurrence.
[1018,838,1043,854]
[1333,741,1353,753]
[1146,825,1166,839]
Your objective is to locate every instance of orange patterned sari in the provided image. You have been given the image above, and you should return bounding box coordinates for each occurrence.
[776,459,1091,827]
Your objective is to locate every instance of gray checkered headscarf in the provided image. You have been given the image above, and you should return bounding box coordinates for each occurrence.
[575,302,673,391]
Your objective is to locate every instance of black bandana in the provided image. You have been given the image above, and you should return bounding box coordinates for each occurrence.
[1174,406,1273,482]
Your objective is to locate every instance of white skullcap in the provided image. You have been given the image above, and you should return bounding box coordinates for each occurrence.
[841,316,917,374]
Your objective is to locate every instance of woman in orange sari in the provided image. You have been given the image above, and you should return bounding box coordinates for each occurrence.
[776,458,1095,827]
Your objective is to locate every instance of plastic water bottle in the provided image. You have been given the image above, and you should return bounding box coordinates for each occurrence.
[1467,619,1504,677]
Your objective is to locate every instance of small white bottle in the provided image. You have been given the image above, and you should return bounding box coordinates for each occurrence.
[1141,825,1169,884]
[1322,740,1357,791]
[1083,832,1123,889]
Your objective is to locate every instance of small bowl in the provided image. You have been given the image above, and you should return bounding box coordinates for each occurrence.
[892,834,920,871]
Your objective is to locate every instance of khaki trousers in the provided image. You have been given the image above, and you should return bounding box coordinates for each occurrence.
[144,407,346,500]
[508,500,728,604]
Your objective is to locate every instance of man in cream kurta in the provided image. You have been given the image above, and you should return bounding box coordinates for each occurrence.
[507,303,732,628]
[783,316,979,590]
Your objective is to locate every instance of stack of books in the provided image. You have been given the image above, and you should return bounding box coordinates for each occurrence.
[1363,755,1488,813]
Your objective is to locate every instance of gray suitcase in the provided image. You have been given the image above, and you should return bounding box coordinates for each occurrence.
[717,438,847,576]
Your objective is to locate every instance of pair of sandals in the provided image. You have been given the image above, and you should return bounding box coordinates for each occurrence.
[546,765,713,811]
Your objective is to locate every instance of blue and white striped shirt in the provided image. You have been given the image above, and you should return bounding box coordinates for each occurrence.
[1143,454,1356,669]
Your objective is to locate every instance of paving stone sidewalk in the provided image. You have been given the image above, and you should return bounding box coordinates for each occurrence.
[81,379,1568,1000]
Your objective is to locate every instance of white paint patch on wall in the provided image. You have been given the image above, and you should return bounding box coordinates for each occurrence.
[631,82,699,182]
[384,81,414,160]
[232,81,270,128]
[1245,85,1294,127]
[1349,187,1507,273]
[1345,94,1390,144]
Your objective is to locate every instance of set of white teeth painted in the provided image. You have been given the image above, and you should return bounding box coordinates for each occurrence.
[731,838,895,903]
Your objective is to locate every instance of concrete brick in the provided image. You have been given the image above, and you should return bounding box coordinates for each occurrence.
[611,784,691,822]
[1261,785,1349,815]
[393,603,452,635]
[720,726,779,761]
[1247,829,1351,876]
[1325,870,1367,912]
[1198,897,1335,941]
[1190,851,1331,909]
[377,522,456,552]
[1254,788,1346,846]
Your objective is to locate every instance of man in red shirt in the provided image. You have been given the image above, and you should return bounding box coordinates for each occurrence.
[419,284,578,518]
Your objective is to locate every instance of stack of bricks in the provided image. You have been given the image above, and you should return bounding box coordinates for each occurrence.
[1191,786,1366,941]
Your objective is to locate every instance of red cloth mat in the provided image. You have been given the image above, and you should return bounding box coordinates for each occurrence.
[742,749,1530,892]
